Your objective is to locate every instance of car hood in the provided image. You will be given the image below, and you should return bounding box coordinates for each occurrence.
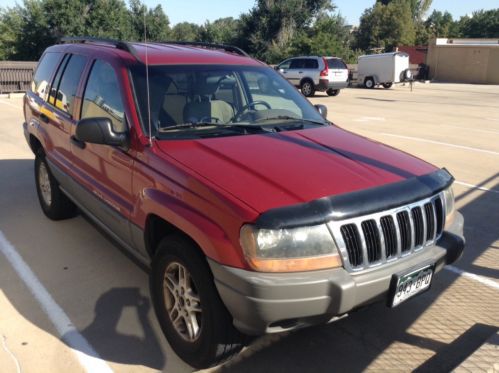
[156,126,437,214]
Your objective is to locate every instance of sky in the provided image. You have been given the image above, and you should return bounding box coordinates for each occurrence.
[1,0,497,26]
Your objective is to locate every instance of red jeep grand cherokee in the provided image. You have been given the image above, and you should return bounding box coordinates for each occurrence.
[23,37,464,368]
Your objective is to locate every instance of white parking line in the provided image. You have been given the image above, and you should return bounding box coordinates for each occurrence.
[0,100,22,109]
[445,265,499,291]
[442,124,499,136]
[0,231,112,373]
[380,133,499,156]
[455,181,499,194]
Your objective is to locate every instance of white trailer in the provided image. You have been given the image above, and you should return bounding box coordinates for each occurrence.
[357,52,412,89]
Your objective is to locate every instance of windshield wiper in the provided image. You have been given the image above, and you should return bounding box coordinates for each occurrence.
[255,116,328,126]
[157,122,275,133]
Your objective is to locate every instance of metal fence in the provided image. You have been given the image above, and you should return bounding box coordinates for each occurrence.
[0,61,37,94]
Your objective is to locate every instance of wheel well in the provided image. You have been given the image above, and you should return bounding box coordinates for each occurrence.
[300,77,314,87]
[29,135,42,155]
[144,214,201,258]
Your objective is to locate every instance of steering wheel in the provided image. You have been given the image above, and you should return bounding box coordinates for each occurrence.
[233,101,272,122]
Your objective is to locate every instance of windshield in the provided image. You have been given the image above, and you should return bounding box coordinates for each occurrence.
[130,64,327,139]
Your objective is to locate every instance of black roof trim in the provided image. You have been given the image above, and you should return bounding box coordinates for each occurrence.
[158,41,249,57]
[60,36,143,63]
[255,168,454,229]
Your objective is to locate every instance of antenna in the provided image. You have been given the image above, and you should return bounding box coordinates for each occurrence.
[144,10,153,146]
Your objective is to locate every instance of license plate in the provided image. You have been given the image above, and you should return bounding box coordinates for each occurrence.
[390,265,434,307]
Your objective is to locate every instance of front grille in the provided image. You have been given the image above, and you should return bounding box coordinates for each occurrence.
[331,194,445,272]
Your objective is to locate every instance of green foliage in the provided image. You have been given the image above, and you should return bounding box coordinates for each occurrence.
[169,22,202,41]
[356,0,415,52]
[458,9,499,38]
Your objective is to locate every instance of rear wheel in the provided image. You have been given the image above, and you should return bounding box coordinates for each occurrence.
[35,150,77,220]
[150,235,245,368]
[364,77,375,89]
[382,83,393,89]
[300,80,315,97]
[326,89,340,96]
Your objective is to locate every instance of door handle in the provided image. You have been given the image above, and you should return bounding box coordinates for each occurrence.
[298,71,303,74]
[70,135,86,149]
[40,113,49,123]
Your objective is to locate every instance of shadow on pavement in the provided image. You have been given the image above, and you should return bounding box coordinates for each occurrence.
[63,288,165,370]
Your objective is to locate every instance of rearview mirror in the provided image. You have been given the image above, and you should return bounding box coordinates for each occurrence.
[314,104,328,119]
[75,117,128,149]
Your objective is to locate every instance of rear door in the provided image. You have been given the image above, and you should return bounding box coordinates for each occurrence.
[327,58,349,84]
[43,53,88,178]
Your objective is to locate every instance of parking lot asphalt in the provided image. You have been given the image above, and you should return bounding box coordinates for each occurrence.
[0,82,498,373]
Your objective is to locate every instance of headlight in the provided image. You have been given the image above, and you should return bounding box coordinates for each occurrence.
[443,187,456,229]
[240,224,342,272]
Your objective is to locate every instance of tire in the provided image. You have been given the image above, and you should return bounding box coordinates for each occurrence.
[300,80,315,97]
[382,83,393,89]
[35,150,77,220]
[326,88,340,96]
[364,77,375,89]
[150,235,245,369]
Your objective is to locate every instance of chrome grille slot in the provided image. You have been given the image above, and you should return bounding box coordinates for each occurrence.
[380,216,397,258]
[340,224,363,267]
[424,203,436,241]
[361,219,381,262]
[397,211,412,252]
[411,207,424,247]
[330,192,446,272]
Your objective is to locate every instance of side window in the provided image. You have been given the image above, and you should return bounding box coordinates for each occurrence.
[81,60,126,133]
[31,52,62,100]
[48,54,69,106]
[289,59,305,69]
[304,59,319,69]
[278,60,291,70]
[53,54,87,115]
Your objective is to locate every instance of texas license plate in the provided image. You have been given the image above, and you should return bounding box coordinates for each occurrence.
[390,265,434,307]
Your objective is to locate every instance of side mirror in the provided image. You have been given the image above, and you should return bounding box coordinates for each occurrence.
[75,117,128,149]
[274,65,279,70]
[314,104,328,119]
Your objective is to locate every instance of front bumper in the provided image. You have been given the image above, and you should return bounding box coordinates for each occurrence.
[209,213,464,335]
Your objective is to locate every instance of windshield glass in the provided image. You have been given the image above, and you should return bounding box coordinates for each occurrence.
[130,64,327,139]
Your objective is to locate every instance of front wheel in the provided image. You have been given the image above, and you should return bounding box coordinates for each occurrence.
[326,89,340,96]
[35,150,77,220]
[300,80,315,97]
[150,235,245,368]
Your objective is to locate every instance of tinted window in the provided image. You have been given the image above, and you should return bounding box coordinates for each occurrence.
[289,59,305,69]
[31,52,62,100]
[304,59,319,69]
[52,55,87,115]
[327,59,347,69]
[48,54,69,106]
[81,60,125,132]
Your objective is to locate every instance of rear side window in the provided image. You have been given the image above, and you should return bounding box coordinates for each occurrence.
[304,59,319,69]
[327,59,347,69]
[31,52,62,100]
[48,54,87,115]
[81,60,125,132]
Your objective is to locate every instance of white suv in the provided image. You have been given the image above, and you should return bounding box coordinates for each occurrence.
[276,56,349,97]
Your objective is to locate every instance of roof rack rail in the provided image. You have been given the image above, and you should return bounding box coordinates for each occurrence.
[60,36,142,63]
[159,41,249,57]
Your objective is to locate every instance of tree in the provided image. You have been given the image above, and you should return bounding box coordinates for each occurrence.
[237,0,334,62]
[458,9,499,38]
[199,17,240,44]
[128,0,170,41]
[356,0,415,52]
[170,22,202,41]
[377,0,432,21]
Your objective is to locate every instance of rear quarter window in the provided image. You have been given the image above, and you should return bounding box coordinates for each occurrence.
[31,52,62,100]
[304,59,319,69]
